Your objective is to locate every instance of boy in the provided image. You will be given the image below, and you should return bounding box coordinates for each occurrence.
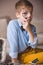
[7,0,43,64]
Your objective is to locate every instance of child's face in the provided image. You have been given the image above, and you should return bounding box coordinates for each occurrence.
[16,6,33,25]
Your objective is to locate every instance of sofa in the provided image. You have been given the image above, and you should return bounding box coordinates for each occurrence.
[31,20,43,48]
[0,17,11,62]
[0,17,43,63]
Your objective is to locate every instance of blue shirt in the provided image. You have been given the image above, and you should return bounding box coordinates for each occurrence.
[7,19,38,58]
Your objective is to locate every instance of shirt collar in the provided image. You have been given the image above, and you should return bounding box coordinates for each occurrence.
[17,19,25,31]
[18,19,22,27]
[17,19,31,31]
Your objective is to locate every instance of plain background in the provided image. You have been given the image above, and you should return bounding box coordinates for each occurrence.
[0,0,43,19]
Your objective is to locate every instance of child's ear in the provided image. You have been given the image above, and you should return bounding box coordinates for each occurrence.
[16,11,20,18]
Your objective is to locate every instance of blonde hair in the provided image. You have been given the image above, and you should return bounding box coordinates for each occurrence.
[15,0,33,12]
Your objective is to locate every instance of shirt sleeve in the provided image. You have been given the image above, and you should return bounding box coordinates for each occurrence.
[7,21,18,58]
[28,26,38,48]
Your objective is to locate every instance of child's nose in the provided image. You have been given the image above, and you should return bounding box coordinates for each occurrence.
[27,13,32,18]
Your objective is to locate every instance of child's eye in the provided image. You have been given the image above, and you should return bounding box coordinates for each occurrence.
[22,12,28,18]
[23,12,27,15]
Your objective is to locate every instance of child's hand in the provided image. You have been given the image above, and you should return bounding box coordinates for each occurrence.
[22,21,32,33]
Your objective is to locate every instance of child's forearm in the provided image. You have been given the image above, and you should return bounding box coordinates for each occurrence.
[28,30,34,43]
[22,22,34,42]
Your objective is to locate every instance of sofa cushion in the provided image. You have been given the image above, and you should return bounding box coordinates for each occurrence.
[31,20,43,34]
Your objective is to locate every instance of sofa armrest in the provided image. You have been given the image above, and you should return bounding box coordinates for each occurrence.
[0,37,7,62]
[37,33,43,44]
